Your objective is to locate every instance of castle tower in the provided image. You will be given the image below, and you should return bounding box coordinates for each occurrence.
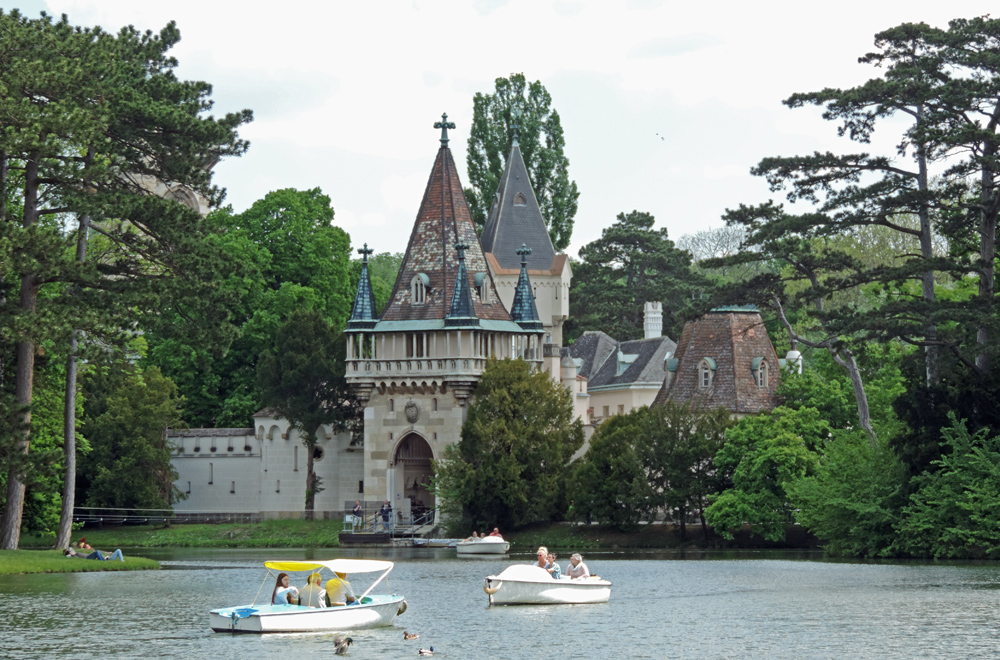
[480,134,571,366]
[344,114,545,512]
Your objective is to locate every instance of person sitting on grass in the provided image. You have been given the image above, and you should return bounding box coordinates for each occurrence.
[73,537,92,550]
[64,547,125,562]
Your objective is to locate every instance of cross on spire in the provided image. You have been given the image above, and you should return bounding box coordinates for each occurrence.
[517,242,532,265]
[358,242,373,263]
[434,113,456,147]
[511,106,523,147]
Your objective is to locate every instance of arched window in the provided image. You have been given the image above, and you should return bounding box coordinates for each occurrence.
[699,358,716,388]
[411,273,428,304]
[514,193,527,206]
[757,360,769,388]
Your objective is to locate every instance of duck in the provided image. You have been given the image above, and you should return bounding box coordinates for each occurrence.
[333,636,353,655]
[418,647,434,656]
[403,631,419,640]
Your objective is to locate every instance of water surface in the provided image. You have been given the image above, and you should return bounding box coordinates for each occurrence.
[2,548,999,659]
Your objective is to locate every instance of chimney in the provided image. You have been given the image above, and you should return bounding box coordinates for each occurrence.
[785,339,803,374]
[643,301,663,339]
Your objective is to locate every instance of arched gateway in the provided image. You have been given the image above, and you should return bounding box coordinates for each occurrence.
[389,433,434,522]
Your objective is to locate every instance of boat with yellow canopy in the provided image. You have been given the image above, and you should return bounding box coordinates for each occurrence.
[209,558,406,633]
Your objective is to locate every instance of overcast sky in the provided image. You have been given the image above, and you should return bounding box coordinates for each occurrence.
[11,1,1000,258]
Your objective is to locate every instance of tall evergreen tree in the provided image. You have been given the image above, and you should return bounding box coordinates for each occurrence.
[0,10,250,549]
[464,73,579,251]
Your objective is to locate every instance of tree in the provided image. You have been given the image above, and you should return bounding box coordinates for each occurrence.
[435,358,584,531]
[896,414,1000,559]
[570,411,652,532]
[568,211,707,342]
[78,365,185,509]
[465,73,579,251]
[705,407,826,542]
[257,310,359,519]
[0,10,250,548]
[146,188,353,427]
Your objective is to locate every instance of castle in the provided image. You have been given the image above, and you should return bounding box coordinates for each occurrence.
[169,116,784,520]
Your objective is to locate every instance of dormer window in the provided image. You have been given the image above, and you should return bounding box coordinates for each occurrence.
[699,358,716,388]
[752,357,769,388]
[475,272,489,303]
[514,193,527,207]
[411,273,429,305]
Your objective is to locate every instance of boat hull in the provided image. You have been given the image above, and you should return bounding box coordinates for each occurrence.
[210,595,405,633]
[484,565,611,605]
[455,539,510,555]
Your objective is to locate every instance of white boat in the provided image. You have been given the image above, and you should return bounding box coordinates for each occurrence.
[483,564,612,605]
[455,536,510,555]
[210,558,406,633]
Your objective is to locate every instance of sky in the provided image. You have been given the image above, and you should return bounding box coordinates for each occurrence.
[10,1,1000,258]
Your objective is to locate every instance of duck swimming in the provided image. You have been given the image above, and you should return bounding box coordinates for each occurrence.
[333,636,353,655]
[404,631,419,640]
[418,647,434,656]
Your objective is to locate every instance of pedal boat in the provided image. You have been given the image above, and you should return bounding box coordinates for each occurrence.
[210,558,406,633]
[455,535,510,555]
[483,564,611,605]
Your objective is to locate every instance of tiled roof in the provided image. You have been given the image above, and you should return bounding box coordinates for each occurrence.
[653,310,780,414]
[168,428,255,437]
[587,336,677,390]
[480,144,557,271]
[380,140,510,323]
[561,331,618,381]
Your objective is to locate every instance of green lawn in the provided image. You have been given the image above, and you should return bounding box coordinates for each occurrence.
[0,549,159,574]
[21,518,346,549]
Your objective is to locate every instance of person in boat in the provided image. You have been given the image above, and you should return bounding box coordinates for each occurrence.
[463,531,479,543]
[489,527,502,538]
[272,572,299,605]
[299,572,327,608]
[566,553,590,579]
[325,571,357,606]
[545,552,562,579]
[535,546,549,569]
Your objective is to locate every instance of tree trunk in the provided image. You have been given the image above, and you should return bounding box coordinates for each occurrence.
[1,154,40,550]
[915,115,939,387]
[830,349,877,448]
[677,505,686,540]
[304,435,316,521]
[55,215,91,550]
[976,172,996,377]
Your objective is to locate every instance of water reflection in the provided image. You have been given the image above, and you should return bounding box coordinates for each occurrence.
[3,549,1000,659]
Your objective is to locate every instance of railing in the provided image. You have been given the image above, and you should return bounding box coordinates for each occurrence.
[342,504,438,537]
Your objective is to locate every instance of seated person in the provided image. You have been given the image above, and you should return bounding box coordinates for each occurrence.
[566,553,590,579]
[545,552,561,579]
[463,531,479,543]
[535,546,548,569]
[73,537,92,550]
[271,572,299,605]
[489,527,502,538]
[325,572,357,606]
[299,572,327,608]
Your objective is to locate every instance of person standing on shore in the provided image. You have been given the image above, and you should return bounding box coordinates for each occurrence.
[379,500,392,532]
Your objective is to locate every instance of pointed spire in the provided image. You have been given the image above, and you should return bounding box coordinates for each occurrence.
[510,106,522,147]
[347,243,378,330]
[510,243,543,331]
[445,242,481,328]
[434,112,456,148]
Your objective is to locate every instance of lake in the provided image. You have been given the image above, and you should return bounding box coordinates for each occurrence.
[2,547,1000,659]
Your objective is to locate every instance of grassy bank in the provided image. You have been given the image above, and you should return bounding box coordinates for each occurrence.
[21,518,346,550]
[0,549,159,575]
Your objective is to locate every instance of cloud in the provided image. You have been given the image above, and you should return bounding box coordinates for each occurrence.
[628,33,722,59]
[552,1,585,17]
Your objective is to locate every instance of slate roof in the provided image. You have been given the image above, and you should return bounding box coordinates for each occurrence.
[347,246,378,330]
[561,331,618,381]
[445,244,479,328]
[168,428,255,437]
[652,310,780,414]
[587,336,677,390]
[480,144,557,271]
[509,246,544,331]
[380,136,510,323]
